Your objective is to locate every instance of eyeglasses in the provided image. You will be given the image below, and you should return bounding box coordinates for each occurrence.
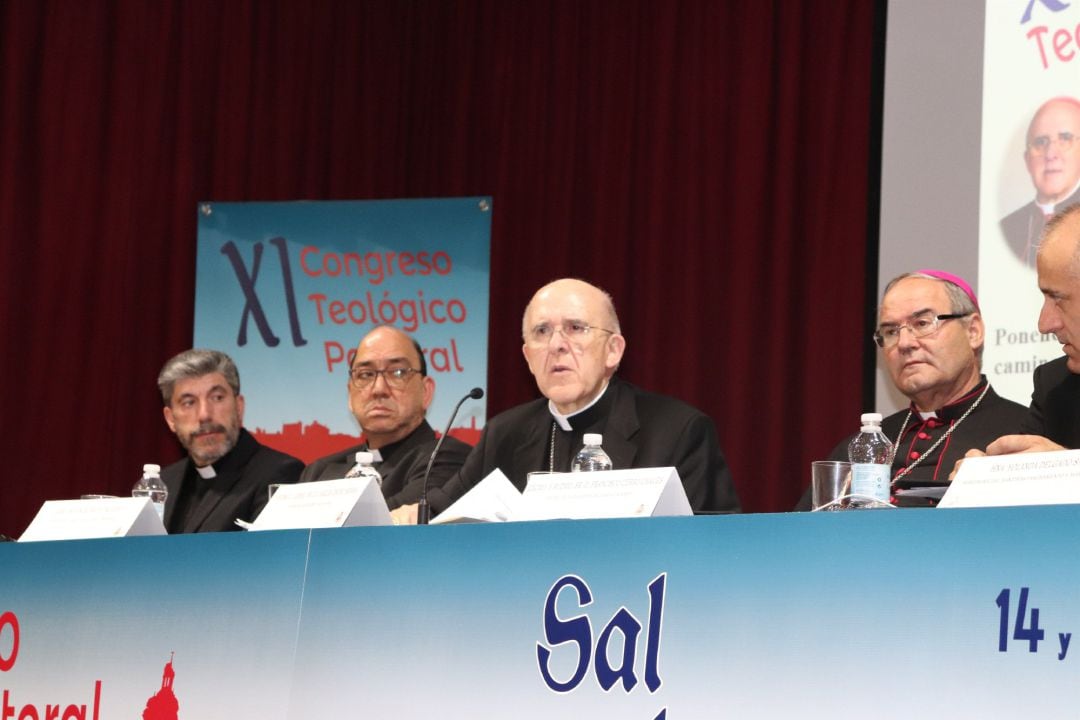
[525,320,616,347]
[349,366,421,389]
[873,312,972,349]
[1028,131,1076,156]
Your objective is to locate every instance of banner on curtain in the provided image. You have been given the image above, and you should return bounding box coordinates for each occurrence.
[194,198,491,462]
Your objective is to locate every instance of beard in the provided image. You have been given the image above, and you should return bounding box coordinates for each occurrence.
[182,421,240,467]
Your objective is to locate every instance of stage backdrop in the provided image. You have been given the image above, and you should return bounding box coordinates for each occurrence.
[979,0,1080,406]
[0,0,877,531]
[876,0,1080,414]
[194,198,491,462]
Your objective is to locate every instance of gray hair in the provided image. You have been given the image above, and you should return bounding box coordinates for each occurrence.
[880,272,982,364]
[882,272,978,316]
[1026,96,1080,145]
[157,349,241,405]
[521,278,622,338]
[1041,203,1080,278]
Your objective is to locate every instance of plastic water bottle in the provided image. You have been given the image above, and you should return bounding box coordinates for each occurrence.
[847,413,893,508]
[572,433,613,472]
[132,463,168,521]
[344,451,383,486]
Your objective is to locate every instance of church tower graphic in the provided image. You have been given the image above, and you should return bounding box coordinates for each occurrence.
[142,652,180,720]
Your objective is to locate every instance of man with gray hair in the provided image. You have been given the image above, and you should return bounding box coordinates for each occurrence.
[158,348,303,533]
[801,270,1026,508]
[1000,97,1080,265]
[393,277,739,523]
[981,204,1080,455]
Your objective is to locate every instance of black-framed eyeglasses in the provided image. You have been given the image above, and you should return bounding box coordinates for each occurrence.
[873,312,972,349]
[1028,131,1076,157]
[349,367,421,389]
[525,320,616,347]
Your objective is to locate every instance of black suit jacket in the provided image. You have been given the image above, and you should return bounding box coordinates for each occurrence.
[429,377,739,514]
[162,428,304,533]
[1000,184,1080,265]
[298,420,471,510]
[1023,356,1080,448]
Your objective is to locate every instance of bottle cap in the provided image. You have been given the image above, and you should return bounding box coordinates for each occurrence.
[859,413,883,424]
[583,433,603,446]
[143,463,161,474]
[355,451,374,465]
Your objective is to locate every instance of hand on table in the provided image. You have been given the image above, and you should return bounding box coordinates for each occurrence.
[985,434,1066,456]
[948,436,1067,482]
[390,503,419,526]
[948,448,985,482]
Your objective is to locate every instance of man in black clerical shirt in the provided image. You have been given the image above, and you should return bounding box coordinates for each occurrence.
[391,278,739,523]
[800,270,1026,509]
[158,349,303,533]
[299,326,471,509]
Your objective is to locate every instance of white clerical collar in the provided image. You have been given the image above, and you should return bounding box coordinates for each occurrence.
[195,464,217,479]
[548,381,609,431]
[917,410,938,421]
[1038,178,1080,214]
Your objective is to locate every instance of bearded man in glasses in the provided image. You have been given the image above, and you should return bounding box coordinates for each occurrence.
[393,278,739,523]
[801,270,1026,508]
[299,325,471,509]
[1000,97,1080,266]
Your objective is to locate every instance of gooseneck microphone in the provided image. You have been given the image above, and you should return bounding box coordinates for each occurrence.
[417,387,484,525]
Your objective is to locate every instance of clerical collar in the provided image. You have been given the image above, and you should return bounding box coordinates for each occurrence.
[549,381,610,431]
[189,428,251,480]
[910,376,989,422]
[1038,178,1080,214]
[359,438,394,464]
[355,447,384,463]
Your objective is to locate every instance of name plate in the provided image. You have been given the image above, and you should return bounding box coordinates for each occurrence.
[19,498,166,542]
[939,449,1080,508]
[248,478,391,530]
[431,470,521,524]
[517,467,691,520]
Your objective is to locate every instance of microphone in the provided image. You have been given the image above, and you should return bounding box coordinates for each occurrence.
[417,387,484,525]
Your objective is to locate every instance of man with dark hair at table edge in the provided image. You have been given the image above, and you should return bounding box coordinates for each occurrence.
[299,325,471,508]
[158,348,303,533]
[391,277,740,524]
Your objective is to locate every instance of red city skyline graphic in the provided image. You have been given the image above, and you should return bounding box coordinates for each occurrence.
[253,417,481,464]
[142,653,179,720]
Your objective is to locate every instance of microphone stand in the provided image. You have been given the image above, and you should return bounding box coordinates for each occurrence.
[417,387,483,525]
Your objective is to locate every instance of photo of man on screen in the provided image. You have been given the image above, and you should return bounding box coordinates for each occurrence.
[1000,96,1080,266]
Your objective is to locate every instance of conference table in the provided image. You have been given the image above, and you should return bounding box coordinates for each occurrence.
[1,505,1077,718]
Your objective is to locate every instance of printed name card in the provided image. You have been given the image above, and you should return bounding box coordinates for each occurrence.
[19,498,166,542]
[431,469,521,524]
[939,449,1080,508]
[518,467,691,521]
[248,478,391,530]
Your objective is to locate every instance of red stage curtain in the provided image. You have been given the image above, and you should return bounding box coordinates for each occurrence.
[0,0,874,535]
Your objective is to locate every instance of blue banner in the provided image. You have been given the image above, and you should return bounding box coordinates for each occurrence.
[4,508,1080,717]
[194,198,491,461]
